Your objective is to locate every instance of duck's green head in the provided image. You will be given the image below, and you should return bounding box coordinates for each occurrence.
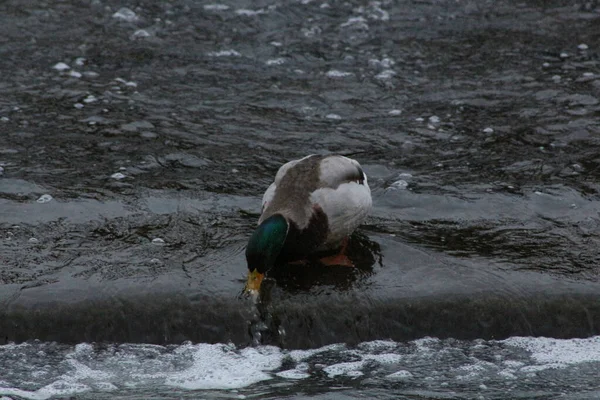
[245,214,289,293]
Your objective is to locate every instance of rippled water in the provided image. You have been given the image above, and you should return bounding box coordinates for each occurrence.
[1,0,600,398]
[1,337,600,399]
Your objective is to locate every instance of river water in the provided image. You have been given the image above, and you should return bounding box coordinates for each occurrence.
[1,0,600,399]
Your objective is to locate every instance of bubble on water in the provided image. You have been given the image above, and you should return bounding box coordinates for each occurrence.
[326,70,353,78]
[415,117,424,122]
[208,49,241,57]
[375,69,396,80]
[52,62,70,71]
[388,109,402,116]
[110,172,126,180]
[326,113,341,120]
[114,77,138,87]
[204,4,230,11]
[28,237,39,243]
[235,9,266,16]
[131,29,151,39]
[369,58,395,69]
[583,72,595,77]
[112,8,138,22]
[483,127,494,133]
[340,16,369,30]
[320,2,330,8]
[0,117,8,122]
[270,41,282,47]
[551,75,561,81]
[151,238,165,245]
[559,52,568,58]
[74,103,84,109]
[68,70,82,78]
[75,57,86,66]
[542,62,550,67]
[83,71,99,78]
[578,43,588,50]
[388,180,408,190]
[83,95,97,103]
[428,115,440,123]
[36,194,53,203]
[140,131,157,139]
[265,58,286,66]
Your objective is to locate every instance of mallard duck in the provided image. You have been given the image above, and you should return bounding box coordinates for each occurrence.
[245,154,372,293]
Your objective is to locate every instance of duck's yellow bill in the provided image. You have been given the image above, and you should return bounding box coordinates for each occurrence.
[245,269,264,293]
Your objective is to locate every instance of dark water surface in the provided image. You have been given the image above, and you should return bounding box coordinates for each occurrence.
[1,0,600,398]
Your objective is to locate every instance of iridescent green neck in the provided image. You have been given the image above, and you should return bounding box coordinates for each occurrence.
[246,214,289,274]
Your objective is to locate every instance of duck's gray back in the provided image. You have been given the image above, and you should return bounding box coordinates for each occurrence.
[259,155,326,228]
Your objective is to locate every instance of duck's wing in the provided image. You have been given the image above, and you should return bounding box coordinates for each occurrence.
[260,155,316,216]
[311,156,372,246]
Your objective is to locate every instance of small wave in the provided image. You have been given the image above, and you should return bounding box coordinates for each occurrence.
[0,336,599,399]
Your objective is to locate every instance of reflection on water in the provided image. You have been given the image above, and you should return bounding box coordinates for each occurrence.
[265,231,382,294]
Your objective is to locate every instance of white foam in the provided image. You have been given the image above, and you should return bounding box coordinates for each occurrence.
[340,16,369,30]
[208,49,241,57]
[2,337,599,398]
[204,4,230,11]
[386,370,413,380]
[235,9,266,16]
[326,70,353,78]
[266,58,286,66]
[503,336,600,368]
[165,344,283,389]
[275,369,310,379]
[323,360,366,377]
[375,69,396,80]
